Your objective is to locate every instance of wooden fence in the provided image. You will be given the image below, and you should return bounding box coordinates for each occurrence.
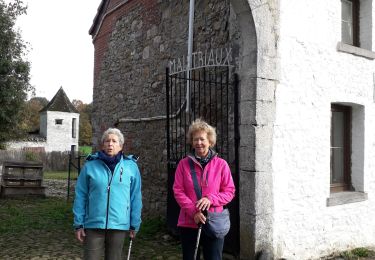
[0,150,70,171]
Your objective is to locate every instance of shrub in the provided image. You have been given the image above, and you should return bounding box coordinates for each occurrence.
[79,146,92,156]
[25,151,40,162]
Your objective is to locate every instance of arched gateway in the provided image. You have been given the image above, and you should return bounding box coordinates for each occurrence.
[164,0,278,257]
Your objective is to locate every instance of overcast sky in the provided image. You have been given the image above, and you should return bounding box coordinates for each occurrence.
[14,0,101,103]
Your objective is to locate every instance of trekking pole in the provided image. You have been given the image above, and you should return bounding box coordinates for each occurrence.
[193,210,207,259]
[126,238,133,260]
[193,224,202,260]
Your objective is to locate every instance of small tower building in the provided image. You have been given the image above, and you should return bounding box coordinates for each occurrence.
[39,87,80,152]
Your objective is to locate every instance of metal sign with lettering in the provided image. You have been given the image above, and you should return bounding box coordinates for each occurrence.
[169,47,233,75]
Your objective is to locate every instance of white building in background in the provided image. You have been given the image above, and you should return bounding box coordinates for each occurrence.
[271,1,375,259]
[7,87,80,152]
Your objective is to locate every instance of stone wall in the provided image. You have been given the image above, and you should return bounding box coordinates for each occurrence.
[91,0,239,218]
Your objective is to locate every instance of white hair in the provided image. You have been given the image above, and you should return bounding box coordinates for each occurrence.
[101,128,124,146]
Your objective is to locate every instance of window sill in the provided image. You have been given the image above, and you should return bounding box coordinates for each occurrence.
[337,42,375,60]
[327,191,368,207]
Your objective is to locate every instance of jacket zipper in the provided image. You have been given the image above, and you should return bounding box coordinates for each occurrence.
[105,184,111,230]
[105,166,122,230]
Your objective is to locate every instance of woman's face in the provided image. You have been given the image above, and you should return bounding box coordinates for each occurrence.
[102,134,123,157]
[192,130,211,158]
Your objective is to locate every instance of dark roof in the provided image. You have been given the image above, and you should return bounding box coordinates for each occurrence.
[40,87,79,113]
[89,0,108,37]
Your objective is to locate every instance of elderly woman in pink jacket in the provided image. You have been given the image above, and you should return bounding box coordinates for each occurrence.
[173,118,235,260]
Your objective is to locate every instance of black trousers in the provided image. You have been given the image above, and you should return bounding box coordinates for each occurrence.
[179,227,225,260]
[84,229,127,260]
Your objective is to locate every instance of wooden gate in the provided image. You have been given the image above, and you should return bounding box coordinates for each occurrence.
[166,66,240,256]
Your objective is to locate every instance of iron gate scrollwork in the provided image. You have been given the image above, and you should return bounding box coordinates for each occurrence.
[166,66,239,256]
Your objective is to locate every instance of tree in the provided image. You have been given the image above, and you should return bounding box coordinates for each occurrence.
[18,97,48,133]
[0,0,33,146]
[72,99,92,146]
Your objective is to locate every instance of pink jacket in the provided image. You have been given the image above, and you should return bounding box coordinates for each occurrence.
[173,154,235,228]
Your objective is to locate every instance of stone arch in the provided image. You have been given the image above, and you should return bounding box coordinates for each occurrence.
[230,0,279,259]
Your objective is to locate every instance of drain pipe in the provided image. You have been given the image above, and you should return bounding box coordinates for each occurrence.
[185,0,195,113]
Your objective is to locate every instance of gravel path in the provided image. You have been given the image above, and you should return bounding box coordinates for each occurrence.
[43,179,75,199]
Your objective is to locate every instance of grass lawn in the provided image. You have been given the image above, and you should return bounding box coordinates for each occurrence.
[79,146,92,156]
[0,197,182,259]
[44,170,78,180]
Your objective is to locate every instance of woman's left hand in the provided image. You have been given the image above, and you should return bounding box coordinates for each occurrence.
[129,230,136,239]
[196,197,211,211]
[194,211,207,224]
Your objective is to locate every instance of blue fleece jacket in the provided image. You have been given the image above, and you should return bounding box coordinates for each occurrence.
[73,152,142,231]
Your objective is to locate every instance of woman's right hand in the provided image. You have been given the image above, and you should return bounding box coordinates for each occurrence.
[194,211,207,225]
[75,228,86,243]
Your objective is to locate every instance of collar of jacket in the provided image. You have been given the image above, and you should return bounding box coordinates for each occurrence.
[187,148,217,166]
[86,152,139,162]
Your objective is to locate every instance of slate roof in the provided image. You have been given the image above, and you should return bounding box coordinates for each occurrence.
[89,0,107,37]
[40,87,79,113]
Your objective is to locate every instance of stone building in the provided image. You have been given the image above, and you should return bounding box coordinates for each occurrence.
[7,87,80,152]
[89,0,375,259]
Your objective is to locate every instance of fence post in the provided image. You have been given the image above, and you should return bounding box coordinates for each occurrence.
[78,153,81,175]
[67,145,75,202]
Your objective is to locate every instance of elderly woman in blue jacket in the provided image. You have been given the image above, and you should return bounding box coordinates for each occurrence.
[73,128,142,260]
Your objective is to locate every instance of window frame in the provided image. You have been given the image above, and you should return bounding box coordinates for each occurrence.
[330,104,352,192]
[341,0,359,47]
[72,118,77,138]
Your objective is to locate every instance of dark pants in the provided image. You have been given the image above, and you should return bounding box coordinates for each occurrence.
[84,229,127,260]
[179,227,225,260]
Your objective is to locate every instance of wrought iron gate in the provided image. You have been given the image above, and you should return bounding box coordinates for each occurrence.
[166,66,239,255]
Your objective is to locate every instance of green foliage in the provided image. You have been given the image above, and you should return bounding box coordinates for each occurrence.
[44,171,78,180]
[0,0,33,144]
[138,216,165,236]
[18,97,49,133]
[0,199,165,235]
[340,247,374,259]
[351,247,370,257]
[79,115,93,146]
[79,146,92,156]
[25,151,39,161]
[0,142,6,150]
[72,100,92,146]
[0,198,73,234]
